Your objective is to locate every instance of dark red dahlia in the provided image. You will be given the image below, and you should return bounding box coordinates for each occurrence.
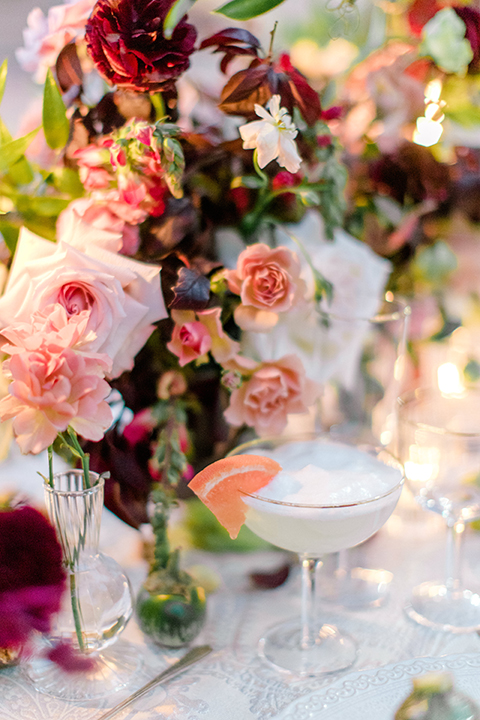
[454,6,480,74]
[0,506,65,649]
[85,0,197,92]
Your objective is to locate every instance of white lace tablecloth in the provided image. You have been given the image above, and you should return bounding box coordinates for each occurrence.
[2,451,480,719]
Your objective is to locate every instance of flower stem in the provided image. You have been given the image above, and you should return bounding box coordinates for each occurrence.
[69,571,85,652]
[47,445,54,488]
[67,427,91,489]
[267,21,278,61]
[253,149,269,188]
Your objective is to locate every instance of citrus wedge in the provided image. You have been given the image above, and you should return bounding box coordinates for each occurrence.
[188,454,282,539]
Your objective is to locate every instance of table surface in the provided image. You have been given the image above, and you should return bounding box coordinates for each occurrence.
[2,449,480,719]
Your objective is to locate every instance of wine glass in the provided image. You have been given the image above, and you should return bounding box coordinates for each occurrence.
[230,434,404,675]
[315,295,410,607]
[397,386,480,632]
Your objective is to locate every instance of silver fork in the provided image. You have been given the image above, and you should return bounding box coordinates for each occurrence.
[95,644,213,720]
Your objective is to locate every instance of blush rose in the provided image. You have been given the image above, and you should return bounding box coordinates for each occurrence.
[224,354,321,437]
[225,244,306,331]
[167,308,240,367]
[0,226,167,378]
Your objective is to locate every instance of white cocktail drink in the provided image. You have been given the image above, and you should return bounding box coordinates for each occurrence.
[242,440,403,556]
[230,435,404,676]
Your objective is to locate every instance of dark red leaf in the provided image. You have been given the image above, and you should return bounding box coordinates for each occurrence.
[170,266,211,310]
[199,28,261,50]
[220,63,269,105]
[273,54,321,126]
[250,563,291,589]
[287,74,321,126]
[220,46,259,74]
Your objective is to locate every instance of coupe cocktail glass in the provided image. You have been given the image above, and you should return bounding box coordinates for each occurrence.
[398,387,480,632]
[230,435,404,675]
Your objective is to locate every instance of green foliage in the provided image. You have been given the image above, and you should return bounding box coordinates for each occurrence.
[413,240,458,287]
[0,128,40,173]
[43,69,70,150]
[164,0,197,38]
[184,498,276,552]
[151,398,189,487]
[0,59,7,106]
[215,0,286,20]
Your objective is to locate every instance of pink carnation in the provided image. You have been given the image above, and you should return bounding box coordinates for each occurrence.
[0,304,113,454]
[0,341,113,455]
[16,0,96,83]
[225,244,306,331]
[224,354,321,437]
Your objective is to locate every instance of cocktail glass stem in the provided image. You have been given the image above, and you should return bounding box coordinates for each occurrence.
[300,556,321,650]
[445,519,465,595]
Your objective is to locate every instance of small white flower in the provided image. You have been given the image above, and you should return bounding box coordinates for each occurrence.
[239,95,301,173]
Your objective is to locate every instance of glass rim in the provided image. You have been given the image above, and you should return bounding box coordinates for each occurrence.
[230,434,405,509]
[318,294,411,324]
[44,469,105,496]
[397,386,480,438]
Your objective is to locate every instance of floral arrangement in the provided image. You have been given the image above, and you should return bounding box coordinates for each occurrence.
[1,0,480,541]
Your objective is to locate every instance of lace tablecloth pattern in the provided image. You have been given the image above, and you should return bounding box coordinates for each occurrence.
[2,451,480,719]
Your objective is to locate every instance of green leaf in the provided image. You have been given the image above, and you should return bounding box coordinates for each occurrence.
[29,196,71,217]
[0,116,34,185]
[215,0,286,19]
[0,59,7,106]
[8,157,34,186]
[51,167,84,197]
[164,0,197,38]
[0,128,40,172]
[0,115,12,144]
[231,175,265,190]
[445,106,480,128]
[43,69,69,150]
[299,189,321,207]
[0,222,19,254]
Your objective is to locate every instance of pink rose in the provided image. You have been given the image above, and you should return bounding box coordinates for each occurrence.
[168,316,211,367]
[224,354,321,437]
[167,308,239,367]
[16,0,96,83]
[57,198,141,255]
[225,244,306,331]
[0,226,167,378]
[0,308,113,454]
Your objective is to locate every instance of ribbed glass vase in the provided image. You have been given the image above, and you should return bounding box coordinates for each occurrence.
[27,470,139,701]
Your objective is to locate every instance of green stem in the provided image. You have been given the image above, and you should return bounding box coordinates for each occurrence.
[47,445,54,488]
[253,150,269,188]
[69,571,85,652]
[67,427,91,489]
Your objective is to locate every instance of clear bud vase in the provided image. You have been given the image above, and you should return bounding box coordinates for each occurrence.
[27,470,139,701]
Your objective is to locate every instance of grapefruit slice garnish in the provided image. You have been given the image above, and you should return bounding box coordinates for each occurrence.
[188,454,282,539]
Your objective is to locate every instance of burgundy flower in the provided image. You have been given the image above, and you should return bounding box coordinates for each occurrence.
[0,506,66,649]
[85,0,197,92]
[454,6,480,74]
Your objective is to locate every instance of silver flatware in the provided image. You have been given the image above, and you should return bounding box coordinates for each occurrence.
[96,644,213,720]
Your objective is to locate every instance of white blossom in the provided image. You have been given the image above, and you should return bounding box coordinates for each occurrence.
[239,95,301,173]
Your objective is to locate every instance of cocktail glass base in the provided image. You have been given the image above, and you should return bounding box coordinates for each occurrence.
[258,619,357,676]
[26,640,141,701]
[404,581,480,634]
